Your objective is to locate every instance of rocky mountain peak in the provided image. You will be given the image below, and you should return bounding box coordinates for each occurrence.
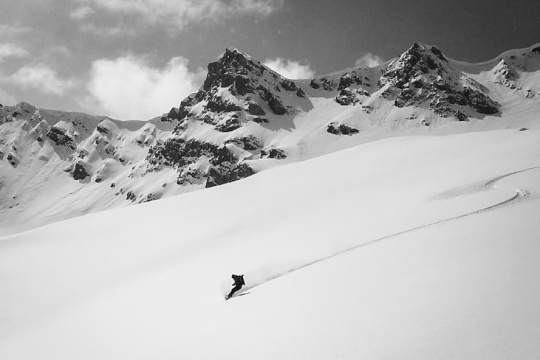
[378,42,500,120]
[151,49,313,190]
[381,42,449,88]
[163,48,308,128]
[0,102,38,124]
[203,48,267,93]
[214,48,261,72]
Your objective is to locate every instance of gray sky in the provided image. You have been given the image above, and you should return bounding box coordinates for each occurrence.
[0,0,538,120]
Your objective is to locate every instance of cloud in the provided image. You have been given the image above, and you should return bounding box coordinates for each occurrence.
[354,53,384,68]
[0,43,30,62]
[9,63,75,95]
[263,58,315,79]
[70,6,95,20]
[84,55,205,120]
[76,0,283,32]
[0,24,32,37]
[79,23,137,37]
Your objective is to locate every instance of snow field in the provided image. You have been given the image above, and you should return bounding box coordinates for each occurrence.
[1,128,540,359]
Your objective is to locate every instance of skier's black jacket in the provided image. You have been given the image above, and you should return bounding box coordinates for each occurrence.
[232,274,245,286]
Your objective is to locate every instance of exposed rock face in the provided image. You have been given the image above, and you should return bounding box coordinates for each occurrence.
[206,163,254,188]
[47,126,76,149]
[6,152,19,167]
[327,122,359,136]
[310,66,377,107]
[336,87,370,106]
[204,48,265,94]
[162,48,310,134]
[379,43,500,120]
[462,87,499,114]
[146,137,256,187]
[261,148,286,159]
[161,94,197,122]
[147,138,228,169]
[150,48,314,187]
[257,85,288,115]
[310,77,338,91]
[246,100,266,116]
[64,160,91,181]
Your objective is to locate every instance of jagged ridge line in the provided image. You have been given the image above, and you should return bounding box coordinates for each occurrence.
[237,165,540,295]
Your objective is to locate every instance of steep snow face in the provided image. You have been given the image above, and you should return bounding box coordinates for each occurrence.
[1,44,540,234]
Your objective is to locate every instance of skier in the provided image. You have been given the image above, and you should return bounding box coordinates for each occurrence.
[226,274,245,299]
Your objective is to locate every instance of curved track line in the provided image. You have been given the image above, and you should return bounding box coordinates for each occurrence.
[238,165,540,295]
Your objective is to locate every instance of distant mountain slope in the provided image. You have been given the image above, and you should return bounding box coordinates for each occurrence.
[1,43,539,234]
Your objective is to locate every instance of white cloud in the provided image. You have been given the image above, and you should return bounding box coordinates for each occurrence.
[0,24,31,37]
[80,23,137,37]
[70,6,95,20]
[263,58,315,79]
[0,43,30,62]
[355,53,384,68]
[84,55,205,120]
[9,63,75,95]
[78,0,283,31]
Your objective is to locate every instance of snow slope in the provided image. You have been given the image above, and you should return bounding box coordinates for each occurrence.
[1,127,540,359]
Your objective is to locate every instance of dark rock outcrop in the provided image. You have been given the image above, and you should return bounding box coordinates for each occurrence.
[64,160,91,181]
[6,153,19,167]
[261,148,286,159]
[327,122,359,136]
[162,93,198,122]
[206,163,254,188]
[47,126,76,149]
[164,48,307,135]
[203,48,265,94]
[96,123,109,134]
[380,43,500,117]
[257,85,288,115]
[462,87,499,114]
[336,89,362,105]
[246,100,266,116]
[126,191,136,201]
[310,77,338,91]
[146,137,255,186]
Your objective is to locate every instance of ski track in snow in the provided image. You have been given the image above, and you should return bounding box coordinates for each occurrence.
[236,165,540,296]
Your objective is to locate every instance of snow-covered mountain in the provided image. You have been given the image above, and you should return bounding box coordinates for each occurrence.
[2,43,540,359]
[1,43,540,234]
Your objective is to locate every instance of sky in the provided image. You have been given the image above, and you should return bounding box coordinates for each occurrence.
[0,0,538,120]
